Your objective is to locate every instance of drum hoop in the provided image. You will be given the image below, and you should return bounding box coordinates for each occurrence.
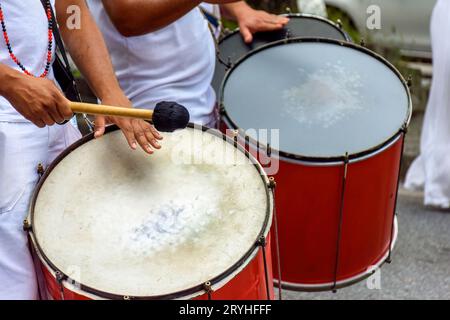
[27,123,274,300]
[219,37,413,164]
[218,13,351,53]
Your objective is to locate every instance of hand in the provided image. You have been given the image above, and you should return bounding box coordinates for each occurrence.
[93,95,163,155]
[2,73,73,127]
[234,7,289,43]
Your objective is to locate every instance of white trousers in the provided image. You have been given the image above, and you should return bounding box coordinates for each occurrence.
[404,0,450,208]
[0,121,81,299]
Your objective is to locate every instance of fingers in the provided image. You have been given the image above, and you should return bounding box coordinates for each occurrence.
[47,100,65,124]
[140,122,162,150]
[94,115,106,139]
[240,13,289,42]
[135,124,155,155]
[117,119,138,151]
[113,118,162,155]
[52,88,73,121]
[240,26,253,43]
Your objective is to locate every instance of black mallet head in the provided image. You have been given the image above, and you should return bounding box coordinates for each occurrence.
[152,101,190,132]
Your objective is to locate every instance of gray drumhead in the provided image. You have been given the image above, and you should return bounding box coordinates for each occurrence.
[221,40,411,159]
[212,14,349,94]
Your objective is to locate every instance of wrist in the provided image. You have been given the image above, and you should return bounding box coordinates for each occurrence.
[0,65,25,98]
[99,90,132,108]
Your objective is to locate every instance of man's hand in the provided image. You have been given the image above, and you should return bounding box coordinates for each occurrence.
[221,2,289,43]
[93,95,163,155]
[0,66,73,127]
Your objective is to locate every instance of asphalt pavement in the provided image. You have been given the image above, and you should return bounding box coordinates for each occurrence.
[283,189,450,300]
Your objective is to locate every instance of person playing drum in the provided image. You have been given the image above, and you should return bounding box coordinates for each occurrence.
[86,1,289,127]
[0,0,161,299]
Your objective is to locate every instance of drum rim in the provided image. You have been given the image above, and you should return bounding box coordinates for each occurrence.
[219,37,413,164]
[218,13,351,58]
[27,123,274,300]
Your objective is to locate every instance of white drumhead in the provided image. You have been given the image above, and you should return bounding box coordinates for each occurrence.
[32,127,271,298]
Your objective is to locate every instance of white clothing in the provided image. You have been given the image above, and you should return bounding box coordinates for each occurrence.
[199,3,222,39]
[404,0,450,208]
[0,122,81,299]
[87,2,217,126]
[0,0,57,122]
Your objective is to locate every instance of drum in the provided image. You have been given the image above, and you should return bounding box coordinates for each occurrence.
[212,14,351,94]
[26,125,275,300]
[220,38,412,291]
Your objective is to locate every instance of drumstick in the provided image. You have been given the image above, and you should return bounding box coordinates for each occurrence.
[68,101,190,132]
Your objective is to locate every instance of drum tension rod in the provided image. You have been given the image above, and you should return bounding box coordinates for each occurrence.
[203,281,213,300]
[268,177,276,189]
[23,220,32,232]
[37,163,45,178]
[332,152,350,293]
[55,271,67,300]
[266,144,272,158]
[257,236,272,301]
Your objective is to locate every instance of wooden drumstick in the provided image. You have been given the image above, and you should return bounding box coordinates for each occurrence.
[68,101,190,132]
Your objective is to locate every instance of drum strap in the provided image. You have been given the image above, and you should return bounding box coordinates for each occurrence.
[40,0,95,131]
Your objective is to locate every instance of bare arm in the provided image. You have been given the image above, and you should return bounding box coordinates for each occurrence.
[101,0,238,37]
[56,0,124,103]
[55,0,162,154]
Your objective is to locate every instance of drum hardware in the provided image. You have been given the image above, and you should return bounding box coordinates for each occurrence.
[285,29,292,41]
[232,130,239,148]
[407,75,413,88]
[360,38,366,47]
[257,236,272,300]
[37,163,45,178]
[268,177,283,300]
[337,19,343,30]
[81,113,95,133]
[266,144,272,158]
[123,295,131,300]
[55,271,67,300]
[332,153,349,293]
[203,281,213,300]
[23,219,32,232]
[217,55,234,70]
[387,125,407,264]
[285,7,292,14]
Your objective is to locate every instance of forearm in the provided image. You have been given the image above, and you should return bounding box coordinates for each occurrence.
[56,0,123,101]
[102,0,202,37]
[220,1,252,21]
[0,63,24,97]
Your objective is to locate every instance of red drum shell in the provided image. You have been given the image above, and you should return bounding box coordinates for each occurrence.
[32,235,274,300]
[221,122,402,290]
[271,137,402,289]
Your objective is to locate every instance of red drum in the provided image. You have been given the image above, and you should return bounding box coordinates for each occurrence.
[219,38,412,291]
[26,125,275,300]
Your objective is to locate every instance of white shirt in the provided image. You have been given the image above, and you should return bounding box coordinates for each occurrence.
[199,3,222,39]
[0,0,56,122]
[87,1,217,126]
